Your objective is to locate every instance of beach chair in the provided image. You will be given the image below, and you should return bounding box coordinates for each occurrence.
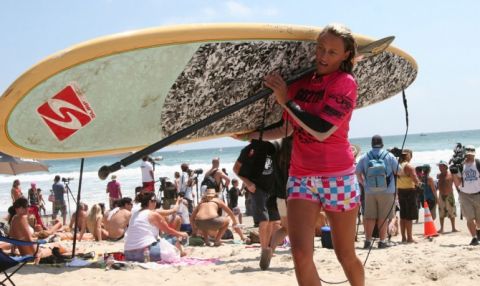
[0,235,43,286]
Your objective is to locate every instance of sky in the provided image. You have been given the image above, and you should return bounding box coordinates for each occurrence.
[1,0,479,151]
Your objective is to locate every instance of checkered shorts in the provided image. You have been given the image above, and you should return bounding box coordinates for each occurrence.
[287,174,360,212]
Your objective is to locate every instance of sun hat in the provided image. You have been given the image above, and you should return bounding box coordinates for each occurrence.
[205,189,216,197]
[437,160,448,166]
[465,145,476,156]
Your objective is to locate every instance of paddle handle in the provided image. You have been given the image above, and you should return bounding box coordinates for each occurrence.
[98,66,316,179]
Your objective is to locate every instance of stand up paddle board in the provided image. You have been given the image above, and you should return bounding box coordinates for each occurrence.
[0,23,417,159]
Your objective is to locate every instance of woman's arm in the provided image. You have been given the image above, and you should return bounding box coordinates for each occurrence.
[215,199,238,226]
[264,72,338,142]
[404,164,421,186]
[150,212,187,239]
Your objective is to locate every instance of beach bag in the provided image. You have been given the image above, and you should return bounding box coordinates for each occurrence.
[159,238,181,263]
[221,228,234,240]
[365,150,389,192]
[201,169,218,190]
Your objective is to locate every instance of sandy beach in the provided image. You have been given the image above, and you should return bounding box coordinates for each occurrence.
[5,209,479,286]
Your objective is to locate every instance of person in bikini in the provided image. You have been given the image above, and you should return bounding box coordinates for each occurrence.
[9,198,75,264]
[191,189,244,246]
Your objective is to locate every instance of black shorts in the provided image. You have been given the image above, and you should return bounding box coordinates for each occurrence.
[251,187,280,223]
[398,189,418,220]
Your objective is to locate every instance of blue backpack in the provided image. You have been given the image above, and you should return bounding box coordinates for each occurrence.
[365,150,390,192]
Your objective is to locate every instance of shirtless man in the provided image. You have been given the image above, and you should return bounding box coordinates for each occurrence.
[191,189,243,246]
[437,160,458,233]
[69,202,88,241]
[103,197,133,241]
[204,157,230,198]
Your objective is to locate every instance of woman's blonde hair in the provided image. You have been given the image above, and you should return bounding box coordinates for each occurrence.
[86,204,103,235]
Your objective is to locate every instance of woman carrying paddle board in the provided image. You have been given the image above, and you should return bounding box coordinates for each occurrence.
[239,24,364,286]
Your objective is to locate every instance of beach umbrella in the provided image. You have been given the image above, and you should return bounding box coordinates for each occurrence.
[0,152,49,175]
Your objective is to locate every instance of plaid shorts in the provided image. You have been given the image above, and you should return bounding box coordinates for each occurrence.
[287,174,360,212]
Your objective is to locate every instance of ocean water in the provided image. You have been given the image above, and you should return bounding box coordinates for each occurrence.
[1,129,480,214]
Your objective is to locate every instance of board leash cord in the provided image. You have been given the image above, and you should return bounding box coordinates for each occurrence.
[320,88,409,285]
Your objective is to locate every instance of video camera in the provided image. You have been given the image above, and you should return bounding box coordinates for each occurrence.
[449,143,465,174]
[159,177,177,199]
[193,168,203,175]
[387,147,403,158]
[62,177,74,183]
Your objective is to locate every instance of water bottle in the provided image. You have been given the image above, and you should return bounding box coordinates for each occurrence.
[143,247,150,263]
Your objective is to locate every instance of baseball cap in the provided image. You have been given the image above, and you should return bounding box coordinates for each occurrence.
[437,160,448,166]
[465,145,476,155]
[371,135,384,148]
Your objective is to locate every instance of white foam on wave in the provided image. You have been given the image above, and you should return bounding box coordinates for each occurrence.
[0,162,237,213]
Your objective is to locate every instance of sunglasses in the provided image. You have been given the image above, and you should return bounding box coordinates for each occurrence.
[466,148,475,152]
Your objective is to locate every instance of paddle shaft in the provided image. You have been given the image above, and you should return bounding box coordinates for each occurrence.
[99,66,316,179]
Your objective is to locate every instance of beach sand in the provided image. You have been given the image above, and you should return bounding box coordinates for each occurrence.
[6,211,480,286]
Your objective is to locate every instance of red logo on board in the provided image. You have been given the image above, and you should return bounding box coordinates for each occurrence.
[36,85,95,141]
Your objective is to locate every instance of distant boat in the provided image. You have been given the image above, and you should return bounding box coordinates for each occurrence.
[420,133,427,136]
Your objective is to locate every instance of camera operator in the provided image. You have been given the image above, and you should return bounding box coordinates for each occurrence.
[451,145,480,246]
[179,163,195,214]
[52,175,67,225]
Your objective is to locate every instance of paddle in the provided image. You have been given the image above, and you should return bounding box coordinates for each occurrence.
[98,36,395,180]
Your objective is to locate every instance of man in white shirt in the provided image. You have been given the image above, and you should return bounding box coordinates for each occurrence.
[141,156,155,192]
[452,145,480,245]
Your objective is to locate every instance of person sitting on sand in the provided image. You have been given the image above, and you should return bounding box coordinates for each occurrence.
[124,192,188,262]
[191,189,243,246]
[69,202,88,241]
[104,197,133,241]
[9,197,72,264]
[86,204,109,241]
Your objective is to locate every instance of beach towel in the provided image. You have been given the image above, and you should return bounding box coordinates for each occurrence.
[137,257,221,269]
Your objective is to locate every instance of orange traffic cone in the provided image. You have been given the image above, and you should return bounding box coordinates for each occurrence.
[423,201,438,238]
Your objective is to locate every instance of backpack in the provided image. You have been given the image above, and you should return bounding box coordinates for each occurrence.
[201,169,218,191]
[365,150,390,192]
[238,139,276,183]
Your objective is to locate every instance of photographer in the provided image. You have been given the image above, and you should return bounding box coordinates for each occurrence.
[179,163,195,214]
[52,175,67,225]
[451,145,480,246]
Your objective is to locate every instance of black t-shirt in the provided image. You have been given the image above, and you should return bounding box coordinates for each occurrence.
[228,187,240,209]
[237,140,275,192]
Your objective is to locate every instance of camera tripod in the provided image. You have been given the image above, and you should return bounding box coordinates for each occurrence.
[63,180,77,217]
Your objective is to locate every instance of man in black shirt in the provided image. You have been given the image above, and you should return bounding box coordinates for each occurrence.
[233,140,280,270]
[228,178,242,224]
